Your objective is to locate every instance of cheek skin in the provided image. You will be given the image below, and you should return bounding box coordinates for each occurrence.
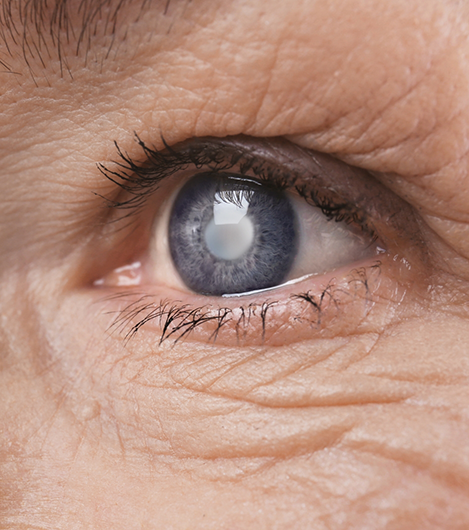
[2,261,469,528]
[32,259,416,462]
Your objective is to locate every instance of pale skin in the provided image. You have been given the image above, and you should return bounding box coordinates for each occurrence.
[1,0,469,528]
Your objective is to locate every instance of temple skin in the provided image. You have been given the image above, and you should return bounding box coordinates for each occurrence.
[2,0,469,528]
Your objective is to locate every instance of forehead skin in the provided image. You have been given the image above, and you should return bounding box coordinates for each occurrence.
[2,0,469,529]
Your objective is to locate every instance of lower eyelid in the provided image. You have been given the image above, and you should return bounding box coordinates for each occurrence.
[99,259,405,348]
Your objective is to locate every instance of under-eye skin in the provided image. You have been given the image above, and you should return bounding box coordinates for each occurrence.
[93,135,425,345]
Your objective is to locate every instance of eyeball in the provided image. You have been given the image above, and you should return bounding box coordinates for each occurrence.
[168,172,297,296]
[167,171,376,297]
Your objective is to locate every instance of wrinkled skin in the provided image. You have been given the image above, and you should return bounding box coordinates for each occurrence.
[2,0,469,528]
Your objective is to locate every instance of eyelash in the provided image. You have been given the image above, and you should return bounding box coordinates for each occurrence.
[104,266,377,345]
[97,135,381,344]
[98,134,375,237]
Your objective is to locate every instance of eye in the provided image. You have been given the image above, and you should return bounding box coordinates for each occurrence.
[92,135,422,345]
[167,171,374,296]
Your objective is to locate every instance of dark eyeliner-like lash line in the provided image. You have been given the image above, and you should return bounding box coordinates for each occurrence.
[97,134,376,237]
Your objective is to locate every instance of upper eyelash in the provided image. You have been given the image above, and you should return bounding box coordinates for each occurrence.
[97,133,376,237]
[97,134,243,212]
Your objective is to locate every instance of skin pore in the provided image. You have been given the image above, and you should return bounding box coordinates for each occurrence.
[2,0,469,528]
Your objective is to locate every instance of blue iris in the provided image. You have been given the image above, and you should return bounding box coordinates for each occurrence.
[169,172,298,296]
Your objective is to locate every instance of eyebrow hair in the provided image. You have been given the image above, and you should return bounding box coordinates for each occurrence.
[0,0,171,79]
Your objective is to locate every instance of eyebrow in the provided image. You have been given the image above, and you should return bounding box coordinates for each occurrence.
[0,0,171,78]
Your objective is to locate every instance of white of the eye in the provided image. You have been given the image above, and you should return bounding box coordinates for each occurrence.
[205,193,254,260]
[289,197,373,278]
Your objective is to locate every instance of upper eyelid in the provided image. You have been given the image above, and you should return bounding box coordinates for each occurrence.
[98,134,419,246]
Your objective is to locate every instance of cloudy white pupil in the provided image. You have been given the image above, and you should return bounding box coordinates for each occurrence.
[204,192,254,260]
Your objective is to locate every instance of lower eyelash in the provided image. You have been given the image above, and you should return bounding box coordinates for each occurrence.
[103,265,378,346]
[107,295,275,345]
